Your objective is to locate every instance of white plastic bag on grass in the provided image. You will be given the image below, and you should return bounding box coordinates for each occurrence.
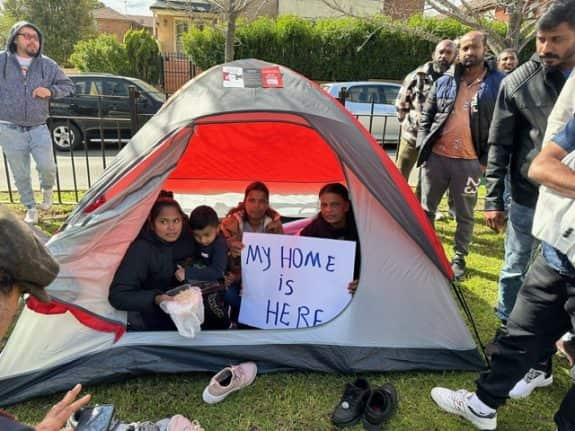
[160,286,204,338]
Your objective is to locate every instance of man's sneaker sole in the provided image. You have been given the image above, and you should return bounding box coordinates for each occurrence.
[431,388,496,430]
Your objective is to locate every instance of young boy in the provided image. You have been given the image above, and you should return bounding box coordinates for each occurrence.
[175,205,228,283]
[175,205,229,329]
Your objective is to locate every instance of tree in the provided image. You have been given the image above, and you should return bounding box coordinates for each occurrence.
[3,0,99,65]
[0,12,17,48]
[188,0,272,62]
[69,34,130,76]
[322,0,548,53]
[124,29,161,84]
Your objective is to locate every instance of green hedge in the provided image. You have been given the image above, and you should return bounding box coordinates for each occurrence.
[182,15,472,81]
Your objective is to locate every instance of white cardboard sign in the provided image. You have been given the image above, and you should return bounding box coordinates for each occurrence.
[238,232,356,329]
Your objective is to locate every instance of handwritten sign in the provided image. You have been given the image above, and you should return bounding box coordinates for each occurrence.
[238,233,356,329]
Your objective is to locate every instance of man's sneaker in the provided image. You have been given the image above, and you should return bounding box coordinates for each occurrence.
[451,255,466,280]
[330,377,371,427]
[167,414,204,431]
[361,383,397,430]
[556,337,575,367]
[202,362,257,404]
[24,208,38,224]
[40,189,53,210]
[430,388,496,430]
[509,368,553,399]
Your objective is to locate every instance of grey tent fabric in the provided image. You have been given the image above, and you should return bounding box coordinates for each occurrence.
[0,59,483,406]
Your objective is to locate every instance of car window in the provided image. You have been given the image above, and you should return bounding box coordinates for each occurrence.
[90,79,103,96]
[72,78,92,96]
[347,86,382,104]
[381,85,400,105]
[108,80,130,97]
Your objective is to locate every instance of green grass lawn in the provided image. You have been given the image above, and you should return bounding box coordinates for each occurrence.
[3,194,571,431]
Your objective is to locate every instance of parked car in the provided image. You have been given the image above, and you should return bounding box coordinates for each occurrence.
[48,73,166,151]
[320,81,402,145]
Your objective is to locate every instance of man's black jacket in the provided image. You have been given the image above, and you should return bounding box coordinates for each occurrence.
[416,61,504,166]
[484,54,567,211]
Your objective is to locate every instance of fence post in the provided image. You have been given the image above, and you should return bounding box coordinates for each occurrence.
[128,85,140,135]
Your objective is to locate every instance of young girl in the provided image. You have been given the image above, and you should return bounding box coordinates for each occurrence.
[109,191,196,331]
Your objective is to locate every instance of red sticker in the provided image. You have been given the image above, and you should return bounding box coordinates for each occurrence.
[261,66,283,88]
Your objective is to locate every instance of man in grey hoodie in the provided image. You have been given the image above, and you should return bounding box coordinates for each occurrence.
[0,22,74,224]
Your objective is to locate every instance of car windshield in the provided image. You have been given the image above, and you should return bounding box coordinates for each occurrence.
[129,78,166,102]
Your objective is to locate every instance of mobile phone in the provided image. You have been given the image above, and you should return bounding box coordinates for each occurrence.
[73,404,115,431]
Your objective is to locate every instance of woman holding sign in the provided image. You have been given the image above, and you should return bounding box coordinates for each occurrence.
[300,183,360,294]
[109,191,196,331]
[221,181,284,325]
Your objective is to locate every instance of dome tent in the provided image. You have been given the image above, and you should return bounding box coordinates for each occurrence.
[0,59,483,406]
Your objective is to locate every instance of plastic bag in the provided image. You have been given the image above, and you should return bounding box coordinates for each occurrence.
[160,286,204,338]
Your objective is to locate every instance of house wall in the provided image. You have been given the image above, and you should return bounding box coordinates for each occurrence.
[382,0,425,20]
[96,19,141,42]
[278,0,381,18]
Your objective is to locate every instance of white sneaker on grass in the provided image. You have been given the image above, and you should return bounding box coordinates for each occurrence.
[24,208,38,224]
[202,362,257,404]
[40,189,53,210]
[430,388,496,430]
[509,368,553,399]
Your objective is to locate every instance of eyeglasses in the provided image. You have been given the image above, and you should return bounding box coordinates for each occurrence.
[17,33,39,42]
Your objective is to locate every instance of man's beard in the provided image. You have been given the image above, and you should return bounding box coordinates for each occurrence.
[24,46,38,57]
[433,60,450,73]
[462,57,483,68]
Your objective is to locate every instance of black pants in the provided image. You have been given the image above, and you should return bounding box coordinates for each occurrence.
[475,253,575,430]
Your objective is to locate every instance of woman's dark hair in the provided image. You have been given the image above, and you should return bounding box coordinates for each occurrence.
[538,0,575,32]
[189,205,219,231]
[243,181,270,202]
[148,190,186,226]
[319,183,350,202]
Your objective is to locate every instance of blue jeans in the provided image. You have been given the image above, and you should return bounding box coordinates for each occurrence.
[495,201,538,321]
[0,124,55,209]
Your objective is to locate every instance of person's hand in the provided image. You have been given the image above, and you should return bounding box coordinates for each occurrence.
[35,384,91,431]
[155,293,174,305]
[347,280,359,295]
[229,240,244,257]
[32,87,51,99]
[480,164,486,175]
[175,265,185,283]
[484,210,506,233]
[224,272,240,287]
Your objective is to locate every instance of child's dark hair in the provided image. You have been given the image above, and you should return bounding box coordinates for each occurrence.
[319,183,350,201]
[189,205,219,231]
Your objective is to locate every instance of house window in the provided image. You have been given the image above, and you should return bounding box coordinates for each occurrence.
[174,19,190,53]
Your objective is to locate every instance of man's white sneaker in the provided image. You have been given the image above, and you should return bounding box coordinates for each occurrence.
[509,368,553,399]
[430,388,496,430]
[40,189,53,210]
[24,208,38,224]
[202,362,257,404]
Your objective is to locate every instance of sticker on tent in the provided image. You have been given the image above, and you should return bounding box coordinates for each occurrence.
[261,66,283,88]
[239,233,355,329]
[223,66,245,87]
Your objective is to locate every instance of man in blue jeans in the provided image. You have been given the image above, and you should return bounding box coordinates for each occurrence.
[430,108,575,430]
[483,0,575,397]
[0,21,73,224]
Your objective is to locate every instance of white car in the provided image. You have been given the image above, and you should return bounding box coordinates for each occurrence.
[321,81,402,145]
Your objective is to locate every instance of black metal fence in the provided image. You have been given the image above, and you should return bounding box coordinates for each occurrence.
[160,52,199,96]
[0,100,400,206]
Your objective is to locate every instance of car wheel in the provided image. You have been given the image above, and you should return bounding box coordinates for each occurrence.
[50,122,82,151]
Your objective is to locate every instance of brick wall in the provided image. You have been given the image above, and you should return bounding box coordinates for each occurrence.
[382,0,425,20]
[96,19,143,42]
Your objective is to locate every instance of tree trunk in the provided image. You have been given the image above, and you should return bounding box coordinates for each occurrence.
[224,0,238,62]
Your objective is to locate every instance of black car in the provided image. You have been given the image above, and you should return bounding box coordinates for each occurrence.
[48,73,166,151]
